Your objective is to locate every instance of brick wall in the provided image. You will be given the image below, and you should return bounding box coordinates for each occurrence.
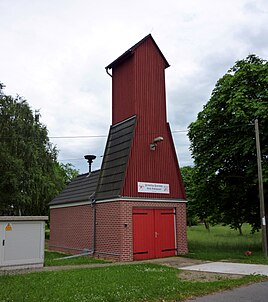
[49,200,187,261]
[94,202,122,261]
[49,205,93,254]
[176,203,188,254]
[94,200,188,261]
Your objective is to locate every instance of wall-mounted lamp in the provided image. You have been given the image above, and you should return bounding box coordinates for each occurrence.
[150,136,164,151]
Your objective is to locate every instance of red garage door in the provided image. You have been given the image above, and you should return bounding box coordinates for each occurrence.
[133,208,176,260]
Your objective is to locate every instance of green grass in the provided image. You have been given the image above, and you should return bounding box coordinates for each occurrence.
[187,224,268,264]
[0,264,265,302]
[44,251,109,266]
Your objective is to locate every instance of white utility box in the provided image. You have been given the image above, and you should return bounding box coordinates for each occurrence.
[0,216,48,270]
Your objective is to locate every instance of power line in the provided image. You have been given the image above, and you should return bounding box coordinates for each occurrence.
[49,124,259,139]
[58,156,103,161]
[49,130,188,139]
[49,135,107,139]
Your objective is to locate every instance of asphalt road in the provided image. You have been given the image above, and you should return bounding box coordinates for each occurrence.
[184,281,268,302]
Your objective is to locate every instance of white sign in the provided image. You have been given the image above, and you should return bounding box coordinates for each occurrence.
[138,182,170,194]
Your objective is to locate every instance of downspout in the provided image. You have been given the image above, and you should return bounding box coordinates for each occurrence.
[87,191,96,255]
[91,198,96,254]
[105,67,112,77]
[52,193,96,262]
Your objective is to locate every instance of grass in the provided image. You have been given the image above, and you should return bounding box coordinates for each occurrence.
[44,251,109,266]
[0,264,265,302]
[1,226,267,301]
[187,224,268,264]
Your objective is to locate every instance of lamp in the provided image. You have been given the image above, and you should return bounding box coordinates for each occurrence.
[150,136,164,151]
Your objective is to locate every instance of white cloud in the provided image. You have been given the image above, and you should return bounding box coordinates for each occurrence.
[1,0,268,173]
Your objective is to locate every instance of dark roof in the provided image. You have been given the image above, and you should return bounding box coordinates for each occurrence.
[105,34,170,70]
[49,170,100,206]
[95,115,136,201]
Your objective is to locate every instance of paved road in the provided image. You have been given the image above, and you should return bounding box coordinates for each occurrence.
[184,281,268,302]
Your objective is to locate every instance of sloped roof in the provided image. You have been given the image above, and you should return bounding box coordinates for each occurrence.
[95,115,136,201]
[49,116,136,206]
[49,170,100,206]
[105,34,170,70]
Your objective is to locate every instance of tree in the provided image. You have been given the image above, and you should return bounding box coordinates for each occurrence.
[180,165,217,230]
[0,83,78,216]
[188,55,268,233]
[180,166,198,226]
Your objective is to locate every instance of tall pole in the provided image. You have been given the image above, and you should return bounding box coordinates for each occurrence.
[255,119,267,257]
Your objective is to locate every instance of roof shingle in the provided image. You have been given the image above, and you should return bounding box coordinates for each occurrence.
[95,116,136,201]
[49,170,100,206]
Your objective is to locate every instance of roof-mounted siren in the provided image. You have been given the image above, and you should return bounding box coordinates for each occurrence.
[84,155,96,174]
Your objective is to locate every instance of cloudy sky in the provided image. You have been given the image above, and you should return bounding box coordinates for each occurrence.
[1,0,267,173]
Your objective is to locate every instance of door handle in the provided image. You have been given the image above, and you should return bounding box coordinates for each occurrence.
[155,232,158,238]
[2,240,5,246]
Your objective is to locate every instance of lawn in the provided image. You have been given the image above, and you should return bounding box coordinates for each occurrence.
[0,264,265,302]
[187,224,268,264]
[0,226,267,301]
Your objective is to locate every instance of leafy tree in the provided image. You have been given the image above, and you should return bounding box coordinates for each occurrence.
[55,163,79,185]
[180,166,216,230]
[188,55,268,234]
[0,83,78,216]
[180,166,198,226]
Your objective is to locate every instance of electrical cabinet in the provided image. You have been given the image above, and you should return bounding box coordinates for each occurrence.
[0,216,47,270]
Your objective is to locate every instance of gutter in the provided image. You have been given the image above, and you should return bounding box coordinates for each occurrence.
[105,67,112,77]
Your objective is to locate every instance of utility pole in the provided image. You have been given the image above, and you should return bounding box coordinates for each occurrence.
[255,119,267,257]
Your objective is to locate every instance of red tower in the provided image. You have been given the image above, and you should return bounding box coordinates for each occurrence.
[97,34,185,201]
[49,35,188,261]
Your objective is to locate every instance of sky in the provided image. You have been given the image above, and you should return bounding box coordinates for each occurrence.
[1,0,268,173]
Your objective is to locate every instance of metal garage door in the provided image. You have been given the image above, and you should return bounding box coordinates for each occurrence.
[133,208,176,260]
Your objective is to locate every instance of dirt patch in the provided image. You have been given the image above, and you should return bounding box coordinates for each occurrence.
[177,270,241,282]
[145,256,208,268]
[146,257,243,282]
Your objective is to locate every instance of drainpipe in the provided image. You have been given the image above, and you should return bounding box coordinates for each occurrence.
[91,199,96,255]
[87,191,96,255]
[84,155,97,255]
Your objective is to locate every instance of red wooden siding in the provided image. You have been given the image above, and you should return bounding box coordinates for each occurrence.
[112,37,167,128]
[122,122,185,199]
[112,56,135,125]
[133,208,176,260]
[134,38,167,129]
[111,36,185,199]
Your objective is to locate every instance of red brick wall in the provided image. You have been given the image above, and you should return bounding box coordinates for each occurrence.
[94,201,187,261]
[49,200,187,261]
[49,205,93,254]
[94,202,122,261]
[176,203,188,254]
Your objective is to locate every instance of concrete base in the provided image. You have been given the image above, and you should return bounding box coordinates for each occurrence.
[181,262,268,276]
[0,263,43,271]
